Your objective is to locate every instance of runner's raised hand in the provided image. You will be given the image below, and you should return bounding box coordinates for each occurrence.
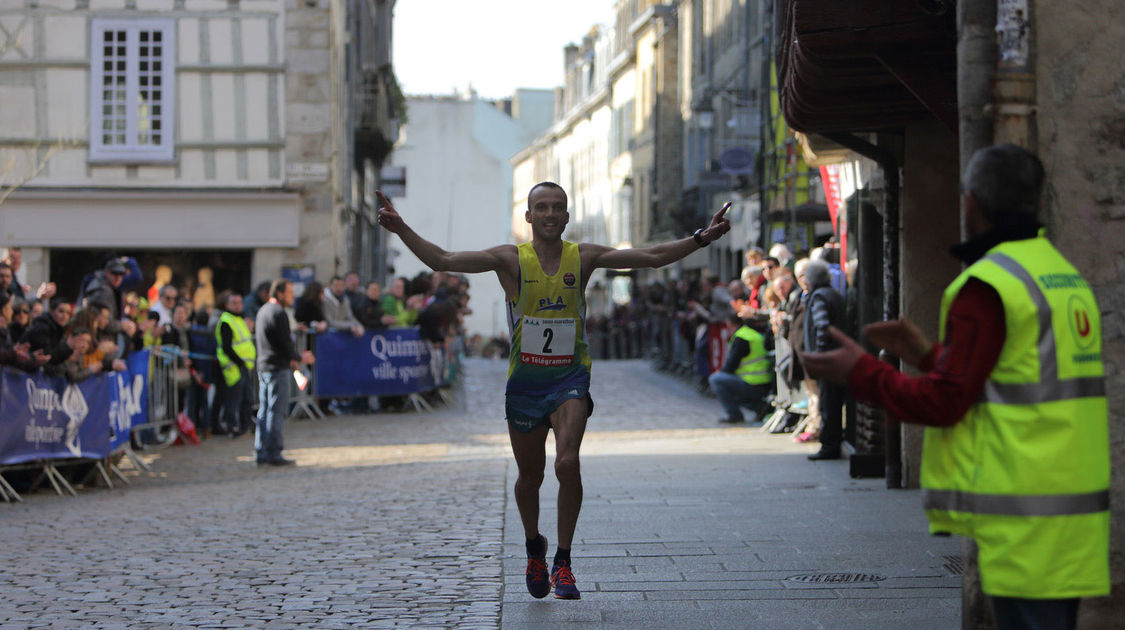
[700,202,732,244]
[376,190,406,234]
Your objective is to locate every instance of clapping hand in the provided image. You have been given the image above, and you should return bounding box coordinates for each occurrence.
[13,342,29,362]
[36,282,56,300]
[799,327,867,385]
[32,349,49,366]
[862,319,932,367]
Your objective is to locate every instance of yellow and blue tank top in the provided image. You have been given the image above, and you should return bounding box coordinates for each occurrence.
[506,241,592,395]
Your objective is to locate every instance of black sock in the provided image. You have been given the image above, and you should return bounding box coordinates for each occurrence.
[554,547,571,566]
[526,534,546,557]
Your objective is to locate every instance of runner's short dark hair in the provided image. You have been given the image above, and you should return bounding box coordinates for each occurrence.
[527,181,567,210]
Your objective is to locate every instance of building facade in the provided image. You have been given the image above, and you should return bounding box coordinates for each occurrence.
[510,22,619,316]
[0,0,398,301]
[512,1,827,294]
[389,89,553,338]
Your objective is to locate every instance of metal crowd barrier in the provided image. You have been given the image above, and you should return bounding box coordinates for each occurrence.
[0,345,181,501]
[130,346,181,450]
[290,331,325,420]
[585,318,651,361]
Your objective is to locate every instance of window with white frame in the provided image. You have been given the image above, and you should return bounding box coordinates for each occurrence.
[89,19,175,163]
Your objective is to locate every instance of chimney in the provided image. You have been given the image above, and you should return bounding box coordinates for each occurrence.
[564,43,580,71]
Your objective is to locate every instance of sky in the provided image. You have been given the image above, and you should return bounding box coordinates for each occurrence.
[393,0,617,99]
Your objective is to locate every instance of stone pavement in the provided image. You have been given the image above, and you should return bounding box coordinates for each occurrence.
[0,358,959,628]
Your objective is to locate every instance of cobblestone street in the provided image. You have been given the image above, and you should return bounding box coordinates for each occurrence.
[0,359,959,628]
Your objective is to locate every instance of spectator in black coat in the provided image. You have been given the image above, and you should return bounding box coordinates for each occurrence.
[0,292,41,369]
[79,258,138,339]
[802,259,846,460]
[243,281,271,321]
[20,296,75,366]
[355,281,397,330]
[294,281,328,333]
[8,298,31,342]
[343,272,365,315]
[417,299,458,344]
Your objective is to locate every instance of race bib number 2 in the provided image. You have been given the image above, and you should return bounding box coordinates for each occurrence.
[520,317,576,367]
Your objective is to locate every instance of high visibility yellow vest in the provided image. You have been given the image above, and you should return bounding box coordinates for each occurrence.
[216,311,256,386]
[733,326,771,385]
[922,231,1109,599]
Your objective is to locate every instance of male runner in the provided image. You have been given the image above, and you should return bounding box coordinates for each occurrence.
[376,183,730,599]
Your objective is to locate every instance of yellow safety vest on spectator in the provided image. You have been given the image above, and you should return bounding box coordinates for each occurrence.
[216,311,256,387]
[733,325,771,385]
[922,231,1109,598]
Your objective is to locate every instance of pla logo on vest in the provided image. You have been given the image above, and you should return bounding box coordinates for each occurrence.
[563,272,576,287]
[536,296,566,312]
[1067,295,1096,351]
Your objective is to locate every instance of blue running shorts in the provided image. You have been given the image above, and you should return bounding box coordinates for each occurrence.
[506,386,594,433]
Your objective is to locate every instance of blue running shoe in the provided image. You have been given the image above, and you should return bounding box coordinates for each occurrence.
[550,561,581,599]
[525,536,550,599]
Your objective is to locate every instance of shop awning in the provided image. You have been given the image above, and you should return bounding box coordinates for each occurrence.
[776,0,957,134]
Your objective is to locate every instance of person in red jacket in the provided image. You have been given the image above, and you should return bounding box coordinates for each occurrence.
[800,144,1105,630]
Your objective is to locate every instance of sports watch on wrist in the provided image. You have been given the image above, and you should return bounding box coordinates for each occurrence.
[693,228,710,248]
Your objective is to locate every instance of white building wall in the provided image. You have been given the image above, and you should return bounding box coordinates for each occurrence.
[391,94,551,337]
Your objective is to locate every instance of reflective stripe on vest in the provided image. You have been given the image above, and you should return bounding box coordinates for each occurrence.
[923,488,1110,517]
[979,252,1106,404]
[923,235,1110,598]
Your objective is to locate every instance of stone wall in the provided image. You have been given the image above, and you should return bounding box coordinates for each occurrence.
[283,0,337,279]
[899,119,961,488]
[1034,1,1125,625]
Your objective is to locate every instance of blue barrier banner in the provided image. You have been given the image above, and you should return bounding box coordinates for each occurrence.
[109,349,150,451]
[313,329,438,397]
[0,369,113,465]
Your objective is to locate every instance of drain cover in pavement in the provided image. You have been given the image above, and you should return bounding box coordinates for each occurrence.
[786,573,886,584]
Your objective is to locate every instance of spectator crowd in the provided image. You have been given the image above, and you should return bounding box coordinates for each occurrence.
[1,239,849,457]
[583,239,853,456]
[0,247,474,441]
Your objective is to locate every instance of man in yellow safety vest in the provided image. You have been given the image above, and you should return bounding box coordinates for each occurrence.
[709,314,773,423]
[215,291,256,438]
[801,144,1108,630]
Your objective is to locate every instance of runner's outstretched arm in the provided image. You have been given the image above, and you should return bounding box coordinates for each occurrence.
[587,203,731,270]
[376,190,512,274]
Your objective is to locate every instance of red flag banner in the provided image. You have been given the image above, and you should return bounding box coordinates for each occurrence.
[820,165,844,233]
